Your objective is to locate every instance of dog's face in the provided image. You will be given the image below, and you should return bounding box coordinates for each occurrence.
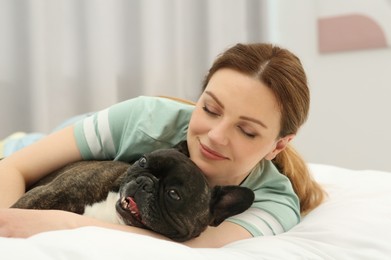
[116,148,254,242]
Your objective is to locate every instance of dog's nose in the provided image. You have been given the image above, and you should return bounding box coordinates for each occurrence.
[135,176,154,192]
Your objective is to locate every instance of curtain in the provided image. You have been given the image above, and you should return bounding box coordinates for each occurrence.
[0,0,268,136]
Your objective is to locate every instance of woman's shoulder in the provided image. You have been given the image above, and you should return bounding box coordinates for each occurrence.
[243,160,291,188]
[104,95,193,118]
[228,160,301,236]
[124,95,195,106]
[243,160,300,205]
[74,95,195,161]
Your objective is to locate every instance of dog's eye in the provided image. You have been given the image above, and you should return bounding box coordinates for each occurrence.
[167,189,181,201]
[138,156,147,168]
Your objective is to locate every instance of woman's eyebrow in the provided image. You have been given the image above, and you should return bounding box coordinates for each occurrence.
[205,91,224,108]
[205,90,268,129]
[239,116,268,129]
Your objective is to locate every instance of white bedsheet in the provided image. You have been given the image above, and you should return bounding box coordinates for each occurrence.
[2,163,391,260]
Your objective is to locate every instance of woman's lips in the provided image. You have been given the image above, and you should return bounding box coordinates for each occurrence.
[199,142,228,160]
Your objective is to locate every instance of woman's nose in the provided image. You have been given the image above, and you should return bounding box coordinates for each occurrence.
[207,121,229,146]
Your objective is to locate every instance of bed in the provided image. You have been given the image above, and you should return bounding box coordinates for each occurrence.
[2,163,391,259]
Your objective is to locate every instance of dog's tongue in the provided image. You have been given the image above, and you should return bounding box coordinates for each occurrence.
[127,197,140,219]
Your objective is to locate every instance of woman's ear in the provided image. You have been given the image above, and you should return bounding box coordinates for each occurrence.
[265,134,295,160]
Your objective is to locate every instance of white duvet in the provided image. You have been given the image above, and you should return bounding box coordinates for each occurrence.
[2,164,391,260]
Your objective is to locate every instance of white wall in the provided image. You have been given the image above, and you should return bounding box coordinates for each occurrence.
[2,0,389,172]
[264,0,391,172]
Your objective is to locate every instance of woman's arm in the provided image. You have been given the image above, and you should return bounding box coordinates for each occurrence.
[0,126,82,208]
[0,208,168,239]
[183,221,252,248]
[0,208,252,248]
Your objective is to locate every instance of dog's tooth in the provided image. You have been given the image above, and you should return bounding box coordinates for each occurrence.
[120,198,128,209]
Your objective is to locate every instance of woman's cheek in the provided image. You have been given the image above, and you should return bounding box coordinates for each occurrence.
[189,108,207,135]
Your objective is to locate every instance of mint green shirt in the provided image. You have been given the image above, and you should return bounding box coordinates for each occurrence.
[74,96,300,236]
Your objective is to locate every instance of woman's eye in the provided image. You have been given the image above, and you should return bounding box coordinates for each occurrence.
[238,126,257,138]
[138,156,147,168]
[244,132,256,138]
[167,189,181,201]
[202,105,220,116]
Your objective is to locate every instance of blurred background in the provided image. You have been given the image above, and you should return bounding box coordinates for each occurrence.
[1,0,390,172]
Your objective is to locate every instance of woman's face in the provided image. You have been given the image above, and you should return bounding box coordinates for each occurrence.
[187,68,292,186]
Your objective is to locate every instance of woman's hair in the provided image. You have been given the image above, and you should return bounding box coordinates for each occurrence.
[202,43,325,215]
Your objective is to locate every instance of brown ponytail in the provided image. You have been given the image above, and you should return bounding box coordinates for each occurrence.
[203,43,325,215]
[273,145,325,215]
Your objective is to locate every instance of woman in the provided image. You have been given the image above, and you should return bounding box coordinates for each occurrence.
[0,43,324,247]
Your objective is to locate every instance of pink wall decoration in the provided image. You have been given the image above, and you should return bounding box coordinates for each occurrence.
[318,14,388,53]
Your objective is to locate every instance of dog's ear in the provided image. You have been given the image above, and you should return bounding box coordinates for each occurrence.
[209,186,254,226]
[173,141,190,157]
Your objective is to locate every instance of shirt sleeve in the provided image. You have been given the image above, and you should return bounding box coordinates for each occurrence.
[73,96,193,162]
[226,160,301,236]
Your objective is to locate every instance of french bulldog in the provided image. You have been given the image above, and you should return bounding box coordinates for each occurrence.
[12,144,254,242]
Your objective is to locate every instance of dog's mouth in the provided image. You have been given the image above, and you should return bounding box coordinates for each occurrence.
[121,197,141,219]
[117,196,143,226]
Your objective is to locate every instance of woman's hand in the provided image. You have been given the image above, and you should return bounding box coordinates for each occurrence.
[0,208,252,248]
[0,208,171,240]
[0,208,88,238]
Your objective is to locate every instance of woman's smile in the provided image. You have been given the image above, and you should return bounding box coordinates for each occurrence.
[199,141,229,161]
